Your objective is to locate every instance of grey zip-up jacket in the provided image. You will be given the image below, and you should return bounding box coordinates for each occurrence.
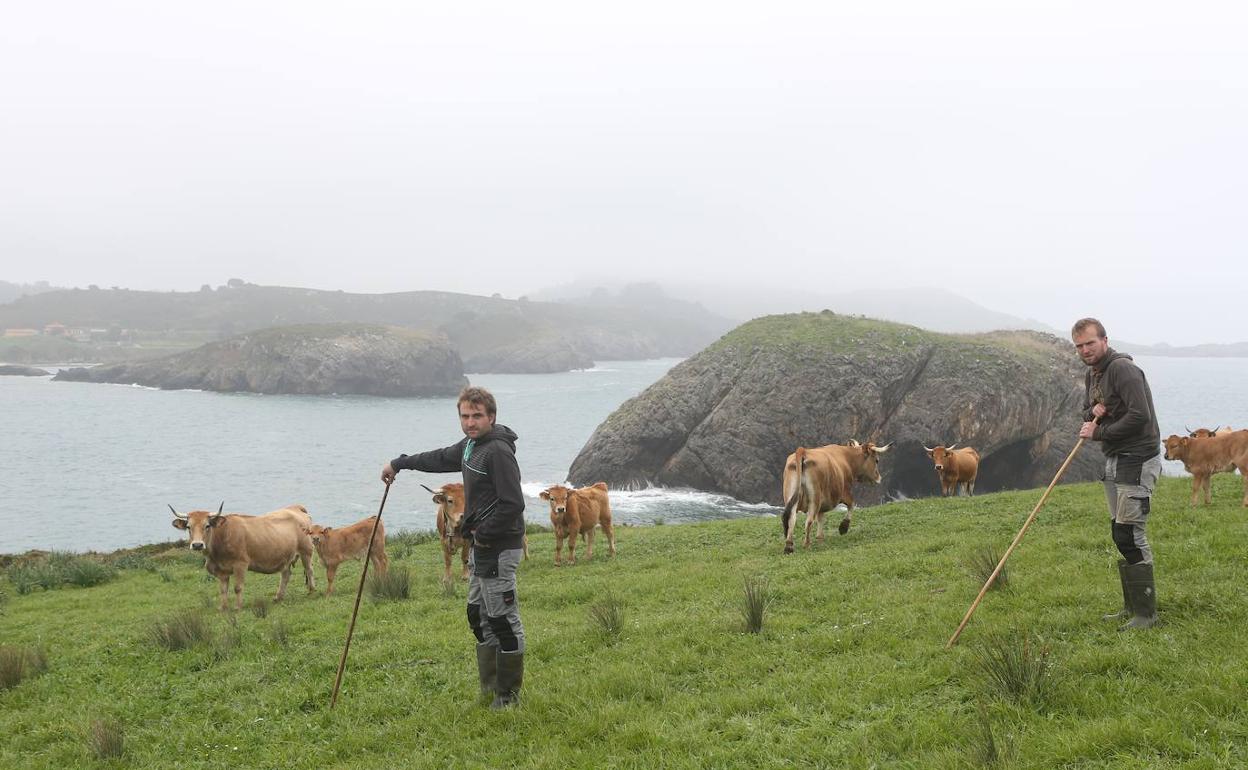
[1081,349,1161,459]
[390,425,526,552]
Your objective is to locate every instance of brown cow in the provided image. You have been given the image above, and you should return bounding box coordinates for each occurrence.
[431,482,470,581]
[305,516,388,595]
[540,483,616,566]
[1163,430,1248,506]
[169,502,317,610]
[427,482,528,581]
[923,444,981,497]
[780,440,891,553]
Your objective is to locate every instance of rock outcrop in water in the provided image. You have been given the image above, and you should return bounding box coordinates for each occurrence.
[568,312,1103,505]
[53,324,467,397]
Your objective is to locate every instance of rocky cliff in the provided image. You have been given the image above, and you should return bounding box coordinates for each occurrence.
[53,324,467,397]
[568,312,1103,505]
[0,364,51,376]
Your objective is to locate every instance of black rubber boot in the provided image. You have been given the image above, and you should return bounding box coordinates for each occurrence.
[1118,562,1158,631]
[1102,560,1132,621]
[490,650,524,709]
[476,643,497,702]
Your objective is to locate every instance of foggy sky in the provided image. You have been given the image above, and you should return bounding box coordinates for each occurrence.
[2,1,1244,345]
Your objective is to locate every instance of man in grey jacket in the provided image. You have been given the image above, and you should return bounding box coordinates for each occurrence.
[1073,318,1162,630]
[382,386,527,707]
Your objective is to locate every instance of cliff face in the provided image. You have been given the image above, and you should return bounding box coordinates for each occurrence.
[568,312,1103,504]
[53,324,468,397]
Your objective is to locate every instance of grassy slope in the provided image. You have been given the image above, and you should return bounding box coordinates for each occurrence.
[3,475,1247,769]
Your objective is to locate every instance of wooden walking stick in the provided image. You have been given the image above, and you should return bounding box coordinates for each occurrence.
[330,480,391,709]
[946,425,1096,648]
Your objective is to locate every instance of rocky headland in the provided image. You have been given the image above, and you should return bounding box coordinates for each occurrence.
[53,324,468,397]
[568,312,1103,505]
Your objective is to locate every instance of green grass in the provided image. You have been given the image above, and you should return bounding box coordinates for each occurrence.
[3,474,1247,768]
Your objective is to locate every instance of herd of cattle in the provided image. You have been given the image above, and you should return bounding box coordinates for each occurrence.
[168,426,1247,610]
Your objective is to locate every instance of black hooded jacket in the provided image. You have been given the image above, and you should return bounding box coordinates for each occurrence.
[390,424,526,552]
[1082,349,1161,459]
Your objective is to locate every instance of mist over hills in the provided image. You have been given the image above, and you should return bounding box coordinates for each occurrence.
[0,281,734,372]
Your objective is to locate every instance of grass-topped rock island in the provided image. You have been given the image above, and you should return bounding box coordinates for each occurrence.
[569,312,1103,505]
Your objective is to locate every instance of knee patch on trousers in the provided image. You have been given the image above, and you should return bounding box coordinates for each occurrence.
[487,614,519,652]
[1112,522,1144,564]
[467,603,486,643]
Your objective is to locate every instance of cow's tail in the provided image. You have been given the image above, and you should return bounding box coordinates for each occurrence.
[781,447,808,542]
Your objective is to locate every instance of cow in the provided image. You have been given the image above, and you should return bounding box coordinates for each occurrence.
[539,482,616,566]
[169,502,317,611]
[780,440,891,553]
[1163,430,1248,506]
[305,516,388,595]
[923,444,981,497]
[429,482,470,582]
[426,482,528,581]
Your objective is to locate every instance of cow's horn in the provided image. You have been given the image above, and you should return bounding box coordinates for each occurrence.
[848,439,861,446]
[168,504,188,520]
[946,443,957,451]
[419,483,437,494]
[922,445,934,452]
[874,443,892,453]
[1184,425,1192,434]
[1211,425,1220,434]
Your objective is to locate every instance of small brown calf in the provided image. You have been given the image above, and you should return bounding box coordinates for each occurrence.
[540,482,616,566]
[306,516,388,595]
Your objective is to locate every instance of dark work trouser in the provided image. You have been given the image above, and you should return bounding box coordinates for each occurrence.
[1102,454,1161,565]
[466,547,525,653]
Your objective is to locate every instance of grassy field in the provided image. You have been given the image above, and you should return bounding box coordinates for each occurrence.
[3,474,1247,769]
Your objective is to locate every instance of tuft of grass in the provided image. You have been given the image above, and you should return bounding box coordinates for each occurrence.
[652,517,666,526]
[148,610,213,651]
[740,575,772,634]
[965,546,1008,591]
[0,645,49,690]
[368,566,411,601]
[440,576,458,599]
[62,558,117,588]
[87,717,125,760]
[588,591,625,642]
[973,631,1056,708]
[251,596,271,618]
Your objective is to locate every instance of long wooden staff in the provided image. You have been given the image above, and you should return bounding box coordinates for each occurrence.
[330,480,391,709]
[946,427,1095,648]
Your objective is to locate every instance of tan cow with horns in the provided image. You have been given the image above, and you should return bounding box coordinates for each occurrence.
[781,439,891,553]
[170,502,317,610]
[923,444,981,497]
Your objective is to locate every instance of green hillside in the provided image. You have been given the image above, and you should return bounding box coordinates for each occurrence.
[3,475,1245,768]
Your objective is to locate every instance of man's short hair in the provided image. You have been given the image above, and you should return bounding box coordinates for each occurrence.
[458,386,497,417]
[1071,317,1107,339]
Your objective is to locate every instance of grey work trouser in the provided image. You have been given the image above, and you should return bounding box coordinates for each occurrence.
[467,547,525,653]
[1101,454,1161,565]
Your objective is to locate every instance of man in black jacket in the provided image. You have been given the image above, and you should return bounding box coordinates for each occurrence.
[381,386,527,707]
[1073,318,1162,631]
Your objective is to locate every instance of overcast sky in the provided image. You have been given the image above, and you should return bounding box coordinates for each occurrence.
[2,1,1244,344]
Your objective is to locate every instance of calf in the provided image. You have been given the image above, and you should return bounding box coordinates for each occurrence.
[170,502,317,611]
[540,483,616,565]
[923,444,980,497]
[1164,430,1248,506]
[306,516,388,595]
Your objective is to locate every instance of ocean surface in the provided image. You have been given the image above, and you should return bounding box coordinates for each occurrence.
[1,354,1244,554]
